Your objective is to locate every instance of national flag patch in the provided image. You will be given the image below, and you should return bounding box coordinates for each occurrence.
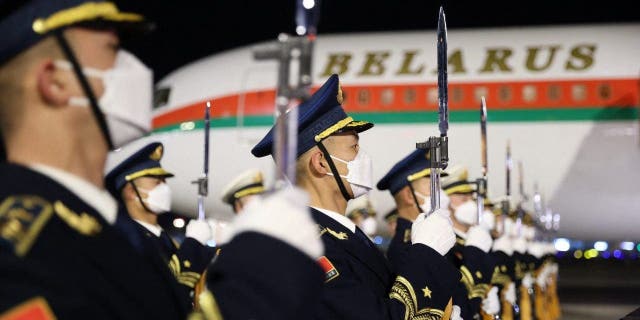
[0,297,56,320]
[317,255,339,283]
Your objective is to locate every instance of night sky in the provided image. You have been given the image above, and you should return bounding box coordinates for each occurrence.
[116,0,640,81]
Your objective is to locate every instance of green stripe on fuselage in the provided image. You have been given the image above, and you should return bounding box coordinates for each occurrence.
[152,106,638,133]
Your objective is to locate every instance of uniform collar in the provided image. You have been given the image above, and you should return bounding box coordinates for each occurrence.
[454,228,467,240]
[311,206,356,233]
[30,163,117,225]
[134,219,163,237]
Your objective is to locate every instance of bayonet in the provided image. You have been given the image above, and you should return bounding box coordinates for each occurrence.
[192,101,211,220]
[477,97,488,224]
[417,6,449,213]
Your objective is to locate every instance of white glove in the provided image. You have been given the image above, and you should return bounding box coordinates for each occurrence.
[227,187,323,259]
[411,210,456,256]
[505,282,516,305]
[527,241,545,258]
[549,262,559,275]
[545,242,557,256]
[482,287,500,315]
[524,225,536,240]
[492,234,513,255]
[479,210,495,231]
[450,305,463,320]
[522,272,533,289]
[453,200,478,226]
[512,236,527,254]
[185,220,212,245]
[465,225,493,253]
[535,266,548,290]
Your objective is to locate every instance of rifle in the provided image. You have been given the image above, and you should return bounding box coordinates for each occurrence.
[253,0,320,187]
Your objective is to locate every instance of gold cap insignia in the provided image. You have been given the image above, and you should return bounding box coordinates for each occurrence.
[150,145,163,161]
[337,82,344,104]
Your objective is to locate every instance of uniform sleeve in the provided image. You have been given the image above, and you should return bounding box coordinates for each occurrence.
[205,232,324,320]
[0,253,108,320]
[455,246,496,318]
[317,242,459,320]
[386,217,412,273]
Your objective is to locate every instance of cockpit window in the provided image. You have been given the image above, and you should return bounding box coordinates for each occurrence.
[154,87,171,109]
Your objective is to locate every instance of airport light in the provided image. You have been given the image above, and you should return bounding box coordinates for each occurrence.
[302,0,315,9]
[584,249,598,259]
[573,250,583,259]
[554,238,571,252]
[593,241,608,251]
[620,241,635,251]
[173,218,186,228]
[602,251,611,259]
[613,250,623,259]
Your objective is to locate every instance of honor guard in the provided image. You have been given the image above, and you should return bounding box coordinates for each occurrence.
[441,165,498,319]
[0,1,324,319]
[345,195,378,238]
[220,168,265,214]
[252,74,459,319]
[105,142,215,305]
[383,208,399,238]
[376,148,451,271]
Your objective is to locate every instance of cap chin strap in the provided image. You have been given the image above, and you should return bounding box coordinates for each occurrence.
[316,141,351,202]
[54,30,114,150]
[407,183,423,213]
[130,181,154,214]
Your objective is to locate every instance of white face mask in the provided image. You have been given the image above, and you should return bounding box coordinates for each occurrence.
[479,209,496,231]
[414,189,449,213]
[453,200,478,226]
[54,50,153,148]
[138,183,172,214]
[360,216,378,236]
[327,150,373,199]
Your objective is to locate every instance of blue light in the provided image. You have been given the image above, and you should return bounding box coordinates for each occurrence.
[206,240,217,247]
[373,236,383,245]
[601,251,611,259]
[613,250,623,259]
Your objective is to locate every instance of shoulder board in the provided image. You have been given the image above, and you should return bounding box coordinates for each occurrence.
[53,201,102,236]
[318,225,348,240]
[0,296,56,320]
[0,196,54,257]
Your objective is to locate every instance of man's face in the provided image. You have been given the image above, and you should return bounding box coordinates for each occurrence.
[411,176,430,206]
[130,176,164,201]
[449,193,472,210]
[234,194,258,214]
[324,131,360,197]
[58,28,120,101]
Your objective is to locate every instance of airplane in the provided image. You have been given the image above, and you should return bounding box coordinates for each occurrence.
[107,23,640,243]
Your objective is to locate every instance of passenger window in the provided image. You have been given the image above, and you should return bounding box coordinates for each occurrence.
[522,85,537,102]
